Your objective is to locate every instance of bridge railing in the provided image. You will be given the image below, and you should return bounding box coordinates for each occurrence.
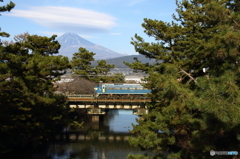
[67,94,95,98]
[66,94,152,104]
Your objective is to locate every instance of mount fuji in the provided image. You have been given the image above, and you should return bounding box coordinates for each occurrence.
[57,33,124,60]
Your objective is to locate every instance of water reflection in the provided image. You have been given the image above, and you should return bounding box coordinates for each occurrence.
[47,110,145,159]
[104,110,137,132]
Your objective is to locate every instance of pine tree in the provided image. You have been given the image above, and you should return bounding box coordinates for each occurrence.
[109,73,125,83]
[0,33,71,155]
[71,47,95,80]
[71,47,125,83]
[92,60,114,82]
[126,0,240,158]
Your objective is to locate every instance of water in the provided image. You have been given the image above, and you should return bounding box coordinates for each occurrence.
[47,110,147,159]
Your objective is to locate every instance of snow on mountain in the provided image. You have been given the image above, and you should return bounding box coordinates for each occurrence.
[57,33,124,60]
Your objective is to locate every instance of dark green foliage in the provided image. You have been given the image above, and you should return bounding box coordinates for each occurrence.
[0,34,71,154]
[0,1,15,12]
[108,73,125,83]
[94,60,114,75]
[71,47,125,83]
[126,0,240,158]
[0,2,74,155]
[92,60,114,82]
[71,47,95,78]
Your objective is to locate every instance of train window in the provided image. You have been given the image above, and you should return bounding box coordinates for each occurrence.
[129,87,135,90]
[106,87,112,90]
[114,87,120,90]
[136,87,143,90]
[144,88,149,90]
[121,87,128,90]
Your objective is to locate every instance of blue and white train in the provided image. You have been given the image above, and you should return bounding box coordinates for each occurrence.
[94,83,151,97]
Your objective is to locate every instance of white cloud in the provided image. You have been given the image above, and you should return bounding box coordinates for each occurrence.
[41,31,64,37]
[41,31,99,38]
[86,0,145,6]
[110,33,121,35]
[64,0,145,6]
[7,6,117,34]
[80,35,100,39]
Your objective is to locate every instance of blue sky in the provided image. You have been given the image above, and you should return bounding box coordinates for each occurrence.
[2,0,177,55]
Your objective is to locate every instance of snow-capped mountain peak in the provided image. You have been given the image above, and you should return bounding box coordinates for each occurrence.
[57,33,124,60]
[57,32,95,47]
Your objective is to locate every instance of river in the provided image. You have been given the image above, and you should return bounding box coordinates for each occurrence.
[46,110,149,159]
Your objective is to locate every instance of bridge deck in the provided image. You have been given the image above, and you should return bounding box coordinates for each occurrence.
[67,97,151,103]
[67,95,150,115]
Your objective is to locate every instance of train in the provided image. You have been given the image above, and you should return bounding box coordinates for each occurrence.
[94,83,151,98]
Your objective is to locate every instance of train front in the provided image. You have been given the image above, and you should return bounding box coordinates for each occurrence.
[94,83,103,97]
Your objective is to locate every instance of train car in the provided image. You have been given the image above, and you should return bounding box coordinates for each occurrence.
[94,83,151,98]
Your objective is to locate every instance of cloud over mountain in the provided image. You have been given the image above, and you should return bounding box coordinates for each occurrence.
[7,6,117,34]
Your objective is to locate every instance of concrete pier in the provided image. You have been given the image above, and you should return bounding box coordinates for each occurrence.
[92,115,100,123]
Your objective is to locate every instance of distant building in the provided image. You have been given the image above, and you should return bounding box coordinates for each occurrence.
[125,75,146,83]
[55,74,74,83]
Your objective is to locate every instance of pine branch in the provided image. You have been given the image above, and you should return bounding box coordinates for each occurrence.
[0,74,12,82]
[233,19,240,28]
[178,67,197,83]
[226,14,240,29]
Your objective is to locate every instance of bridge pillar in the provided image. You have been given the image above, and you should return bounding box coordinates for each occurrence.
[91,115,100,130]
[92,122,99,130]
[92,115,99,123]
[138,108,148,115]
[94,103,98,108]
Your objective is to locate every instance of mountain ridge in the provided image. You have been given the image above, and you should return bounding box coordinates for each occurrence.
[92,54,158,68]
[57,33,124,60]
[91,54,161,75]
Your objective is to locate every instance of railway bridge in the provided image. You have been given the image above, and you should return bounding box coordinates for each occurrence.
[67,94,151,122]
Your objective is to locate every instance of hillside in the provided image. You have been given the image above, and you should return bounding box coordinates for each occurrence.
[92,55,157,67]
[92,55,161,75]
